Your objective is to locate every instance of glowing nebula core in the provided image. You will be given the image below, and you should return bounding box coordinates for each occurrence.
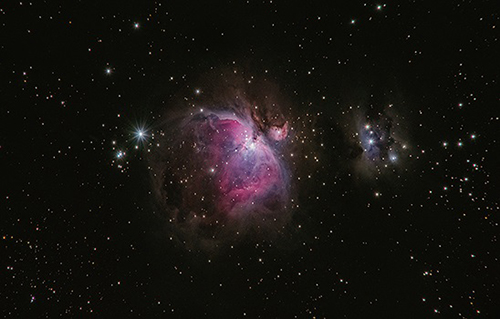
[184,112,289,217]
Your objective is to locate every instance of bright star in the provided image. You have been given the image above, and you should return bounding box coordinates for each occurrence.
[131,123,151,145]
[136,129,146,140]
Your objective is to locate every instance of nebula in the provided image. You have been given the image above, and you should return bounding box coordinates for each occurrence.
[149,75,295,250]
[359,117,396,163]
[183,111,289,217]
[351,103,410,177]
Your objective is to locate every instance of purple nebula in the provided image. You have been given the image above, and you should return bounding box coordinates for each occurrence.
[184,112,289,217]
[149,103,293,250]
[148,74,297,249]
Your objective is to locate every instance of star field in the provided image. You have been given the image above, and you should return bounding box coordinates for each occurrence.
[2,1,499,318]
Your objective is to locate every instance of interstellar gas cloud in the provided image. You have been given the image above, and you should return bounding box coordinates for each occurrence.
[346,102,410,180]
[149,72,297,250]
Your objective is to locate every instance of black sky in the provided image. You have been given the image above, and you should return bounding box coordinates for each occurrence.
[2,1,499,318]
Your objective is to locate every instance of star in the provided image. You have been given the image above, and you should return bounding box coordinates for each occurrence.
[135,128,147,141]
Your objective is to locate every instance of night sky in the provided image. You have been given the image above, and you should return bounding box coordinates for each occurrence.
[3,1,499,318]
